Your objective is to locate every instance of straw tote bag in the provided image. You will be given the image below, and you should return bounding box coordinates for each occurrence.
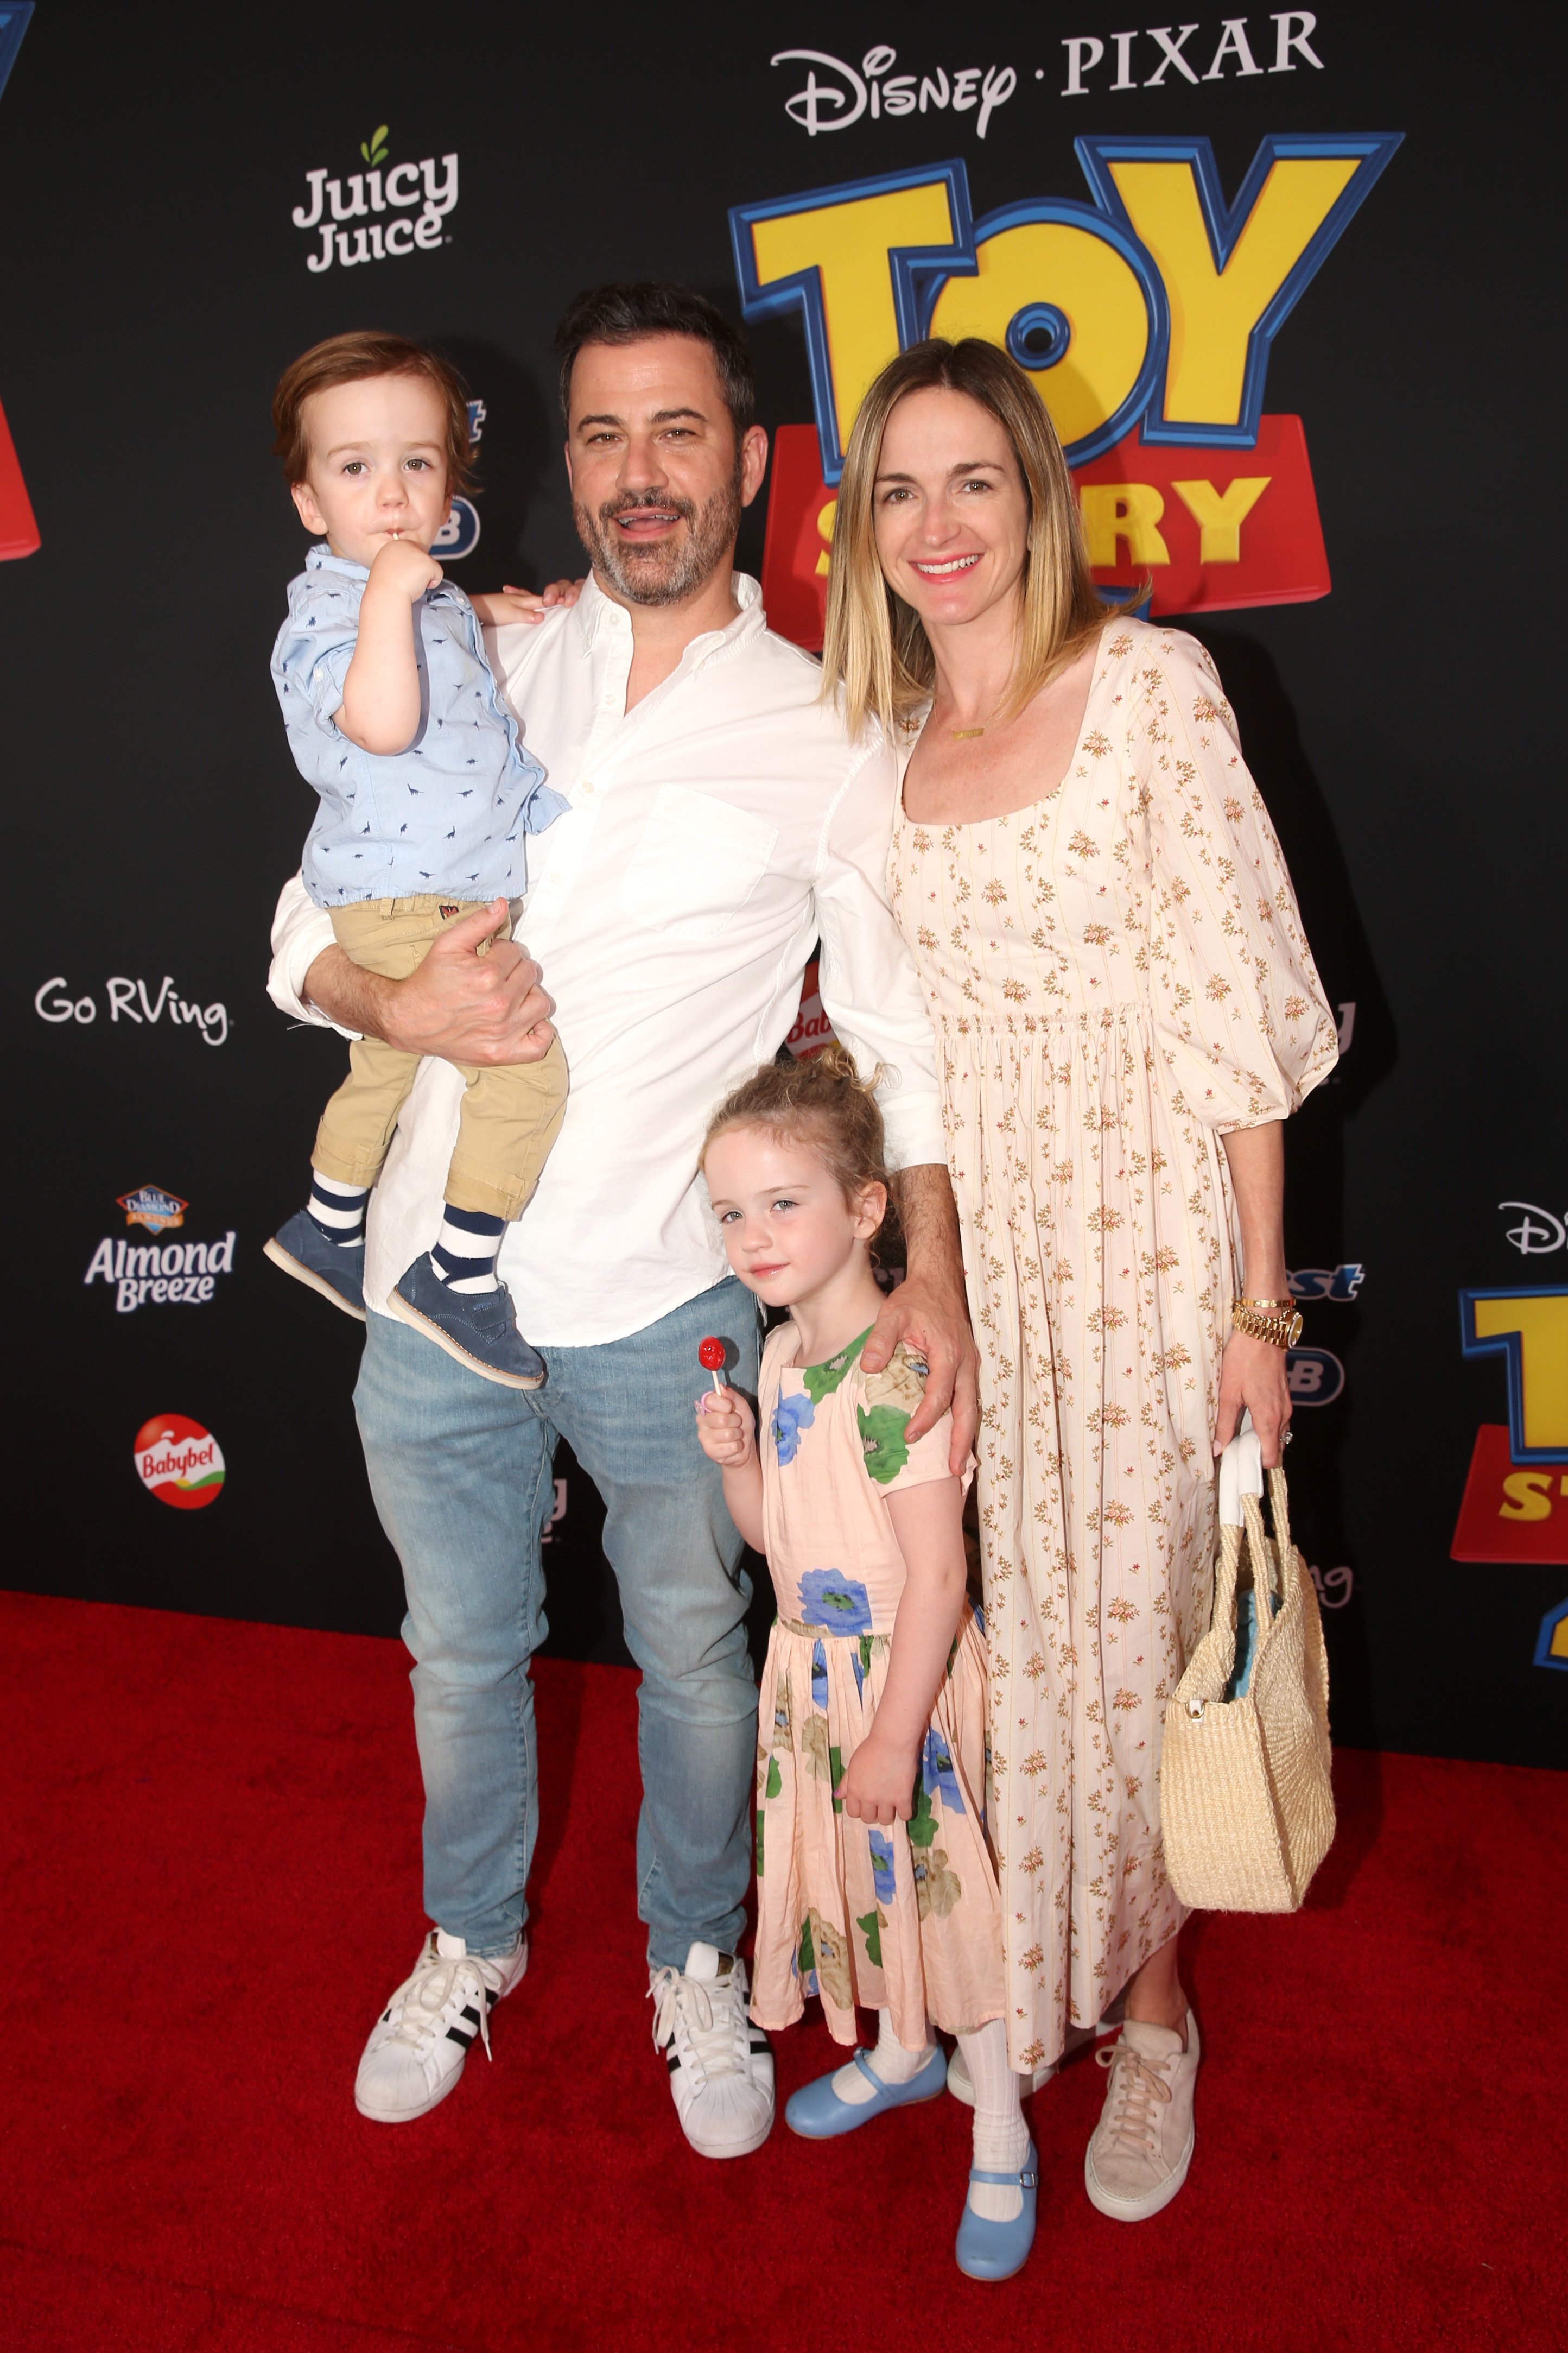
[1161,1420,1335,1912]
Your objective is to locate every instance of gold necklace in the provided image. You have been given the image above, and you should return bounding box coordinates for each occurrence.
[951,724,985,740]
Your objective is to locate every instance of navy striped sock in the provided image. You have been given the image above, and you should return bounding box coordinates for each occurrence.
[430,1205,505,1293]
[308,1172,370,1247]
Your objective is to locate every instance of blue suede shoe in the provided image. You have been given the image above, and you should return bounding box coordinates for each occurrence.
[388,1253,547,1390]
[784,2044,948,2139]
[954,2140,1039,2282]
[263,1211,367,1321]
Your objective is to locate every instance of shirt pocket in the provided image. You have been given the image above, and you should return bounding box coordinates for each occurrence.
[619,785,779,943]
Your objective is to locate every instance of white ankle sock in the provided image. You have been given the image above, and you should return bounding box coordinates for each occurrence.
[430,1205,505,1294]
[957,2021,1030,2222]
[833,2009,934,2105]
[307,1171,370,1245]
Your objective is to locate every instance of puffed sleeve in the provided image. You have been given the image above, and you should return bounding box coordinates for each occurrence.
[270,574,358,733]
[1136,629,1337,1130]
[856,1344,972,1493]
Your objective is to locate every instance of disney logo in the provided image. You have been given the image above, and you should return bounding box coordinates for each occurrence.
[1500,1200,1567,1255]
[773,46,1017,140]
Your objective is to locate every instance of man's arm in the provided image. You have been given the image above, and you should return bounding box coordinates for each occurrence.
[303,897,558,1064]
[268,875,557,1065]
[866,1164,978,1472]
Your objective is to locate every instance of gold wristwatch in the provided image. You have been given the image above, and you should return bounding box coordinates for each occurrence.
[1230,1295,1303,1349]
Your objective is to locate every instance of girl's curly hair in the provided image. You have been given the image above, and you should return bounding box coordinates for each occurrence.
[701,1041,889,1219]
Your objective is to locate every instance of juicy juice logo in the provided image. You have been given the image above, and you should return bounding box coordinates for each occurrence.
[730,134,1400,644]
[291,128,459,273]
[134,1414,225,1511]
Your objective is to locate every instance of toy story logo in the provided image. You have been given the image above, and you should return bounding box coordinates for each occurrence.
[730,126,1401,647]
[1451,1282,1568,1670]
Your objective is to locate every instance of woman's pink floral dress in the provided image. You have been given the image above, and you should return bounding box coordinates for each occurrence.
[887,622,1337,2071]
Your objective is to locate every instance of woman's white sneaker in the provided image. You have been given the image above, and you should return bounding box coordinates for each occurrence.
[649,1942,775,2159]
[1083,2013,1201,2221]
[354,1928,528,2123]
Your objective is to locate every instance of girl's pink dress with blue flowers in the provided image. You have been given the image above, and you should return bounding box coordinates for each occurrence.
[748,1322,1004,2050]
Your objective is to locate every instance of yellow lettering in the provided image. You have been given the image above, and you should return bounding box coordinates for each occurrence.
[1108,157,1358,428]
[1500,1471,1554,1524]
[1472,1294,1568,1453]
[1171,476,1271,562]
[928,218,1151,451]
[814,497,837,577]
[1080,482,1170,568]
[748,183,958,462]
[1554,1615,1568,1661]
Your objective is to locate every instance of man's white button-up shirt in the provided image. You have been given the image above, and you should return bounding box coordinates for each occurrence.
[268,572,945,1347]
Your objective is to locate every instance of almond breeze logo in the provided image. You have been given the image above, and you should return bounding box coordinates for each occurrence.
[291,127,459,273]
[85,1191,236,1312]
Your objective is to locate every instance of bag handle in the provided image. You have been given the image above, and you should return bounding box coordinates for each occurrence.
[1214,1415,1297,1680]
[1218,1413,1264,1528]
[1240,1466,1298,1679]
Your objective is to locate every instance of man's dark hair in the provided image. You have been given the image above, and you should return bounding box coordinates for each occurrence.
[553,283,756,441]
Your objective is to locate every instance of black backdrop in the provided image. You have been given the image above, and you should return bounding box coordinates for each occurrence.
[4,2,1563,1768]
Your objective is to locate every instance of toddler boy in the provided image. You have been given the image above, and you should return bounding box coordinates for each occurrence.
[263,330,568,1389]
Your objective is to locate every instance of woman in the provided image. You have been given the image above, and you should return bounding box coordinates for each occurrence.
[820,338,1337,2223]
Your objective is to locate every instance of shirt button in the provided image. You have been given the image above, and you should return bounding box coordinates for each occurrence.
[581,781,595,795]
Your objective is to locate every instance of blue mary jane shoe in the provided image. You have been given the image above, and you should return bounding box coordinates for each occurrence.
[954,2140,1039,2281]
[785,2044,948,2139]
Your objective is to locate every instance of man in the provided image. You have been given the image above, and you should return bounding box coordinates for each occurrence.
[267,283,977,2159]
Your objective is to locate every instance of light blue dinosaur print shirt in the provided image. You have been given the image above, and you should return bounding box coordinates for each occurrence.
[272,543,568,907]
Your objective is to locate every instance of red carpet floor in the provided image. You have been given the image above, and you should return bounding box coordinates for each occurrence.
[2,1590,1563,2353]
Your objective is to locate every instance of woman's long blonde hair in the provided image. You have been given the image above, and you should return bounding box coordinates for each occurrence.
[821,337,1112,738]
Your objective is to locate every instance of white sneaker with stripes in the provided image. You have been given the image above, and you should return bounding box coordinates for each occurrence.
[354,1927,528,2123]
[649,1942,775,2159]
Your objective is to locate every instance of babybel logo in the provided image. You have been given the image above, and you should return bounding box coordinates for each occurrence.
[118,1185,187,1235]
[785,957,837,1060]
[291,130,459,273]
[133,1414,225,1511]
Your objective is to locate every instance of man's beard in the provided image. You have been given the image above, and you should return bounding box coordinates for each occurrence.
[574,464,743,607]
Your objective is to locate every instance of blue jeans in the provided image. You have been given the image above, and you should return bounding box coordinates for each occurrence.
[353,1277,760,1969]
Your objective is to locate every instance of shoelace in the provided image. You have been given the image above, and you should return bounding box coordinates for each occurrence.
[648,1965,745,2086]
[387,1946,494,2064]
[1096,2038,1172,2156]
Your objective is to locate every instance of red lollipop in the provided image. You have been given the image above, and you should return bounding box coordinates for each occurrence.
[698,1335,727,1393]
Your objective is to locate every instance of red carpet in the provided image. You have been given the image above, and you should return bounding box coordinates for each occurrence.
[2,1590,1562,2352]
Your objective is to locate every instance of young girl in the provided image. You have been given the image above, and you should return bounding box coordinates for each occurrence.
[694,1046,1035,2282]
